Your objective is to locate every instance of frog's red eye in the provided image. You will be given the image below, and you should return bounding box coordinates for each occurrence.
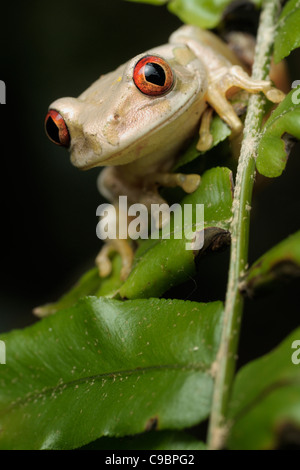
[45,109,70,147]
[133,55,174,96]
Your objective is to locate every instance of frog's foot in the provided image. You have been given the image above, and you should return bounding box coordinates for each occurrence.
[96,239,134,281]
[223,65,285,103]
[207,65,285,137]
[144,172,200,194]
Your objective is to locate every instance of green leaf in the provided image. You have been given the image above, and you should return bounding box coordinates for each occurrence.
[126,0,232,28]
[82,430,206,450]
[168,0,233,29]
[256,87,300,178]
[173,116,231,170]
[274,0,300,63]
[127,0,262,28]
[241,231,300,296]
[228,328,300,450]
[0,297,223,450]
[35,168,233,309]
[120,167,233,299]
[94,255,123,297]
[33,256,123,317]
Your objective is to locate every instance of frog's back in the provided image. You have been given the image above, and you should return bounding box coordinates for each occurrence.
[170,25,244,70]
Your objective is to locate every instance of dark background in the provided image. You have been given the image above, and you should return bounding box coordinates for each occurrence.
[1,0,300,369]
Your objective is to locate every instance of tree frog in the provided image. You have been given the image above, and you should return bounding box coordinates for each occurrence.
[45,25,284,280]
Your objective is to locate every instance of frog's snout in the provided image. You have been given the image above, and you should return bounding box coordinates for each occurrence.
[45,109,70,148]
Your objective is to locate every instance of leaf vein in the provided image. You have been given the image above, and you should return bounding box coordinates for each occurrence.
[0,362,210,417]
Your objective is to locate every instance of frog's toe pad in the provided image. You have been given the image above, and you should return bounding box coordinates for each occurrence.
[96,251,112,278]
[265,88,285,103]
[196,133,213,152]
[181,174,201,193]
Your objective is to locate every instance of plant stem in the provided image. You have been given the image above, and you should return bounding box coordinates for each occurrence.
[207,0,282,450]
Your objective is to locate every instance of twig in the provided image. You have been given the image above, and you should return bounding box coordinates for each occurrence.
[207,0,282,450]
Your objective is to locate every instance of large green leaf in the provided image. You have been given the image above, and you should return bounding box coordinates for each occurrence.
[119,167,233,299]
[256,87,300,177]
[0,297,223,450]
[82,430,206,450]
[228,328,300,450]
[274,0,300,63]
[241,231,300,296]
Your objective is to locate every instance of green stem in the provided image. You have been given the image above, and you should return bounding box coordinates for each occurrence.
[207,0,282,450]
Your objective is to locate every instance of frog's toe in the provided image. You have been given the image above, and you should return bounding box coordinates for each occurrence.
[98,261,112,278]
[265,87,285,103]
[197,106,214,152]
[96,246,113,278]
[180,174,201,193]
[96,239,134,280]
[197,132,213,152]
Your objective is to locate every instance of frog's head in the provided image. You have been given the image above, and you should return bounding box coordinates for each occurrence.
[45,43,207,169]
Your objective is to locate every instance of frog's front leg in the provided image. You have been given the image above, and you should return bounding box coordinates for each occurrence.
[96,165,200,279]
[96,167,171,280]
[206,65,285,138]
[96,167,141,280]
[143,172,200,194]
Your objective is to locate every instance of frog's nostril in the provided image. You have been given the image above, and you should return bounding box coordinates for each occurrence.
[45,109,70,147]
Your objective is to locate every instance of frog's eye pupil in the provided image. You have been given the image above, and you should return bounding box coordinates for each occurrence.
[45,115,60,144]
[144,63,166,87]
[44,109,70,148]
[133,55,173,96]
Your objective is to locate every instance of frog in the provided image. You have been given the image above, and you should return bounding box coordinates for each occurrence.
[45,25,284,280]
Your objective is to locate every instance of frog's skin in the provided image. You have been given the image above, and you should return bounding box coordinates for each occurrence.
[45,25,284,280]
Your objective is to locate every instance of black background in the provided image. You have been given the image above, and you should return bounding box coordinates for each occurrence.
[0,0,300,370]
